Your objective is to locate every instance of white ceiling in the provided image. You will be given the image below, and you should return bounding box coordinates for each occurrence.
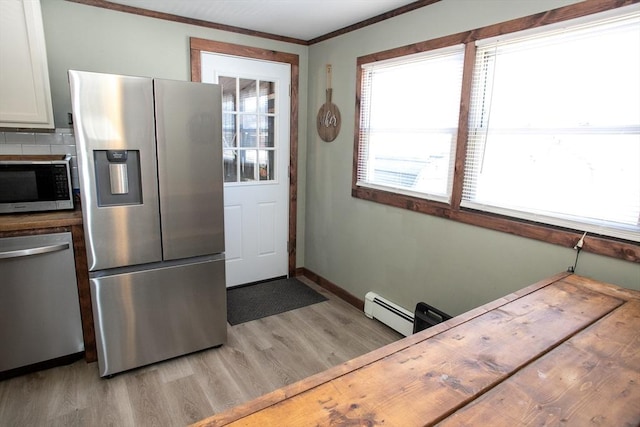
[107,0,419,41]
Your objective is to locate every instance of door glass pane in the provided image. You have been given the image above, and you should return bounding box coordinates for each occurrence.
[239,79,257,113]
[259,150,275,181]
[220,76,237,112]
[217,76,278,183]
[240,115,257,147]
[223,149,237,183]
[222,113,236,148]
[259,115,274,148]
[240,150,257,182]
[259,81,275,113]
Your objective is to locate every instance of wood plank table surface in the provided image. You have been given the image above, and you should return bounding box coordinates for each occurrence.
[193,272,640,427]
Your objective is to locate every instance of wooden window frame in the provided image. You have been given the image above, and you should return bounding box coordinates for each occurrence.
[352,0,640,263]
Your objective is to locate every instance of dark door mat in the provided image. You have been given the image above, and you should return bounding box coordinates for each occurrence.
[227,277,328,325]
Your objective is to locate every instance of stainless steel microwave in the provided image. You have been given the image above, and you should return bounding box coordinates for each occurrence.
[0,155,74,214]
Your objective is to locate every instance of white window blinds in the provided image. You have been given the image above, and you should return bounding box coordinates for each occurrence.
[462,7,640,241]
[357,45,465,202]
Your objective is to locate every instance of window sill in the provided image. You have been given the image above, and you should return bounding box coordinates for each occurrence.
[352,185,640,264]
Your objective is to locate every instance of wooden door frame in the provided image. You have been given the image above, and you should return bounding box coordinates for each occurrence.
[190,37,299,278]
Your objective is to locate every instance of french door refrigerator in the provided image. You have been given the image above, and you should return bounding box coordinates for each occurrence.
[69,70,226,377]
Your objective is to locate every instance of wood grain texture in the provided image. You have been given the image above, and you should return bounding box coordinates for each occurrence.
[316,89,341,142]
[0,209,82,232]
[356,0,640,66]
[439,300,640,427]
[449,42,476,210]
[71,223,96,362]
[0,154,66,161]
[190,38,299,66]
[308,0,442,45]
[0,278,401,426]
[203,272,573,426]
[193,274,640,427]
[302,267,365,310]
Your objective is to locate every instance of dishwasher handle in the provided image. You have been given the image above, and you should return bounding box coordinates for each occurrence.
[0,242,70,260]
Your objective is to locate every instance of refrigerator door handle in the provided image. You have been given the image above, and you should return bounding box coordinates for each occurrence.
[0,243,70,260]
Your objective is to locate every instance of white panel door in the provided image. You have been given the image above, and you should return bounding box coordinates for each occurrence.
[202,53,290,287]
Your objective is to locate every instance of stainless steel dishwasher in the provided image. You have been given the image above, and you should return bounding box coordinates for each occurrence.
[0,232,84,373]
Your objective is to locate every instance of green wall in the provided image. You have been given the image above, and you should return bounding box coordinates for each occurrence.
[40,0,639,316]
[304,0,640,315]
[39,0,309,267]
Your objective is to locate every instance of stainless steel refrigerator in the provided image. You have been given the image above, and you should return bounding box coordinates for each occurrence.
[69,70,227,377]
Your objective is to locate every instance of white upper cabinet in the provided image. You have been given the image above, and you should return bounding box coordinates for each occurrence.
[0,0,54,129]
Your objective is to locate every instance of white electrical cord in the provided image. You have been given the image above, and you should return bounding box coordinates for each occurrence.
[568,231,587,273]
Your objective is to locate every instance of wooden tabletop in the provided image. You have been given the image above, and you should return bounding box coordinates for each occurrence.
[193,272,640,427]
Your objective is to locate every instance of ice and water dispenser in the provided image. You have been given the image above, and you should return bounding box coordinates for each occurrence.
[94,150,143,206]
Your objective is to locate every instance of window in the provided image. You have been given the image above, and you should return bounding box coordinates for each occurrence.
[463,10,640,242]
[357,45,465,202]
[220,76,277,183]
[353,2,640,261]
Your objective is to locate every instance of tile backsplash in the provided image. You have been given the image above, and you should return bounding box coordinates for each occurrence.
[0,129,79,190]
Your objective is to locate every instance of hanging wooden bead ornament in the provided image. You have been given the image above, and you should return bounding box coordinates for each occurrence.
[317,64,341,142]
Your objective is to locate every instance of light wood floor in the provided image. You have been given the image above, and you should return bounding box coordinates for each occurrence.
[0,278,401,426]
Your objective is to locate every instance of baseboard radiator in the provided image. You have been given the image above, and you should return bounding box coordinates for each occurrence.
[364,292,414,336]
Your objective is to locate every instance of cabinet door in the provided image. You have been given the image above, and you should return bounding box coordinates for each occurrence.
[0,0,54,129]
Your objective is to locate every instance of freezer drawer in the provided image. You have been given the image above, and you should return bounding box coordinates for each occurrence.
[0,232,84,372]
[90,256,227,377]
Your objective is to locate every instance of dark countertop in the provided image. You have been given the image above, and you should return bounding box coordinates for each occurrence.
[0,208,82,232]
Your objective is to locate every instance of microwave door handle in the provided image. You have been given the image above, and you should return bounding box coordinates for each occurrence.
[0,243,70,260]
